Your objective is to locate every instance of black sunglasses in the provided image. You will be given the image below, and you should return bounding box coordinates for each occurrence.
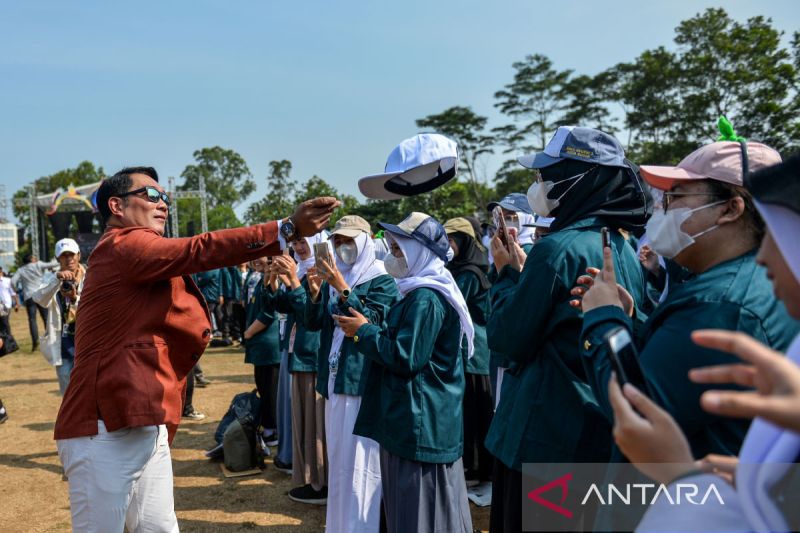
[116,186,171,206]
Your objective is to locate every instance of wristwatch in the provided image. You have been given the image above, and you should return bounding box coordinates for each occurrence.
[340,287,351,300]
[280,217,297,242]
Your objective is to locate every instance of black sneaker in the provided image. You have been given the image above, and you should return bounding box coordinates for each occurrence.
[273,458,293,475]
[288,484,328,505]
[195,376,212,387]
[265,433,279,447]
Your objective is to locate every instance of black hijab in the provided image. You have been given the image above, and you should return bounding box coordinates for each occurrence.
[447,231,491,290]
[540,158,653,235]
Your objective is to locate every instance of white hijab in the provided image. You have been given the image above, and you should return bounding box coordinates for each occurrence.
[327,232,388,367]
[517,212,537,245]
[388,233,475,358]
[296,230,329,281]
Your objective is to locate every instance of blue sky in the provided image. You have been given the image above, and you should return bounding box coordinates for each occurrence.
[2,1,798,224]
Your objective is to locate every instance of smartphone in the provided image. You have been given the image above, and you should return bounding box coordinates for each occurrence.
[601,227,610,250]
[604,326,653,397]
[492,206,511,251]
[313,242,332,271]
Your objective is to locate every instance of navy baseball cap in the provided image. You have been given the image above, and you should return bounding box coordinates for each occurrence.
[518,126,627,169]
[379,212,450,262]
[487,192,533,215]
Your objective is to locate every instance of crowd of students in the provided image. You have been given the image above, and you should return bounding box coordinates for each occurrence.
[199,121,800,532]
[3,118,797,532]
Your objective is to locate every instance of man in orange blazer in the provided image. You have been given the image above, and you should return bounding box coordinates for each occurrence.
[54,166,338,532]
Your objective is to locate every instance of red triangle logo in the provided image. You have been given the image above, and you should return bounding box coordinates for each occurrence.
[527,472,573,518]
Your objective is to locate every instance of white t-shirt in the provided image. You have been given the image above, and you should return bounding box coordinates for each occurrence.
[0,277,16,308]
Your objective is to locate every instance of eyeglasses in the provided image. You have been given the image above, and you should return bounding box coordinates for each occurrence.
[116,186,171,206]
[662,192,720,211]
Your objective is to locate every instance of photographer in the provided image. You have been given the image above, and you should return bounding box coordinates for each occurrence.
[53,166,338,532]
[0,267,19,336]
[11,254,56,350]
[31,238,86,395]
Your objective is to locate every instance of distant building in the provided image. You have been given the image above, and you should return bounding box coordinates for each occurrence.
[0,223,18,272]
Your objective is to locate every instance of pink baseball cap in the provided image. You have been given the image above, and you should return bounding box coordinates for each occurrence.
[640,141,782,191]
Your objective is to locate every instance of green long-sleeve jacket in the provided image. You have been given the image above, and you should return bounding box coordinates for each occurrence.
[298,274,399,398]
[489,242,534,370]
[193,268,221,304]
[243,272,281,366]
[264,278,321,373]
[485,217,646,470]
[354,287,466,463]
[454,270,490,375]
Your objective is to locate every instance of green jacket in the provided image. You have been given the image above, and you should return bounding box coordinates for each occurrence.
[243,272,281,366]
[299,274,399,398]
[266,278,322,373]
[582,250,800,458]
[221,266,242,300]
[485,217,645,470]
[193,268,221,304]
[454,270,490,375]
[489,242,534,369]
[354,288,466,463]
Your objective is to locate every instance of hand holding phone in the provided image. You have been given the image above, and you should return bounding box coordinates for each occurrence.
[604,326,653,397]
[313,242,332,272]
[601,227,610,250]
[492,206,511,252]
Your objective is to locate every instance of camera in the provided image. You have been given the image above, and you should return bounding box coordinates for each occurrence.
[61,280,75,292]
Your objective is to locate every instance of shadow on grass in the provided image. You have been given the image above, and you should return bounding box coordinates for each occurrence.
[22,421,55,432]
[0,378,54,387]
[176,519,314,532]
[0,451,63,476]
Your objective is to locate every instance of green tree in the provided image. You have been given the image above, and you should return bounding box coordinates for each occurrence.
[493,54,572,155]
[175,199,242,235]
[606,47,692,163]
[179,146,255,209]
[601,9,800,163]
[294,175,361,226]
[349,200,404,233]
[493,167,535,200]
[415,106,495,208]
[557,72,617,134]
[245,160,298,224]
[671,9,799,152]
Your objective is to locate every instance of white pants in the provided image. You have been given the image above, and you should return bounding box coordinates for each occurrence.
[57,421,179,533]
[325,373,382,533]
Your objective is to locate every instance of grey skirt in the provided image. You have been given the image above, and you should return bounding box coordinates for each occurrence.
[380,447,473,533]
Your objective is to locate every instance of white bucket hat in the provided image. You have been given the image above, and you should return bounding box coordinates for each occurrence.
[358,133,459,200]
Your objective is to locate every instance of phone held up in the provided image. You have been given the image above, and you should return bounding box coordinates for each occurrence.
[604,326,654,398]
[313,242,332,271]
[601,226,610,250]
[492,206,512,252]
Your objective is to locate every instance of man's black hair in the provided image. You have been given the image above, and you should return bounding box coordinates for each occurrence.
[96,167,159,223]
[22,253,33,264]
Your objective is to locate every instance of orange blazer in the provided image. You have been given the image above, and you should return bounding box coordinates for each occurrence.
[54,222,281,443]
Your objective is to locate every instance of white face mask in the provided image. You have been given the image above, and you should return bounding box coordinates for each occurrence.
[446,246,455,262]
[645,200,726,259]
[384,253,409,279]
[335,243,358,265]
[526,168,592,217]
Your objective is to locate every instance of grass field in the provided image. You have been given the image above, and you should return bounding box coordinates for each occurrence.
[0,309,490,532]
